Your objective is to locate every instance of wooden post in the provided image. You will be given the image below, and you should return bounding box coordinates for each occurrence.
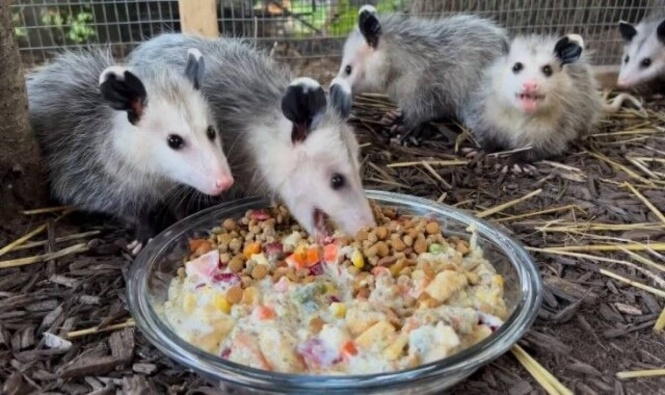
[592,65,620,91]
[178,0,219,37]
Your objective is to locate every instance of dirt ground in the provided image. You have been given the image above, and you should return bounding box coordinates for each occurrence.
[1,59,665,395]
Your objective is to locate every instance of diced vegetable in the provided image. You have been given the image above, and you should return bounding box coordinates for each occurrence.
[329,302,346,318]
[254,305,275,320]
[323,243,339,264]
[213,295,231,314]
[250,209,270,220]
[184,250,220,279]
[309,262,324,276]
[251,252,270,266]
[188,238,211,253]
[211,272,241,286]
[340,340,358,358]
[351,249,364,269]
[428,243,446,254]
[243,242,262,259]
[306,246,321,266]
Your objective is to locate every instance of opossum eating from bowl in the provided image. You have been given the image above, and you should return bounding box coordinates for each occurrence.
[333,5,509,146]
[128,33,376,240]
[27,47,234,254]
[462,34,604,173]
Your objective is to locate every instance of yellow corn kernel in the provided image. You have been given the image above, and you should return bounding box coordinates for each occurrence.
[329,302,347,318]
[182,293,197,313]
[213,295,231,314]
[351,249,365,269]
[383,332,409,361]
[491,274,504,288]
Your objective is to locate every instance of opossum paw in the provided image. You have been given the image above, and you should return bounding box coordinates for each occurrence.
[128,238,154,256]
[462,148,483,159]
[381,109,403,125]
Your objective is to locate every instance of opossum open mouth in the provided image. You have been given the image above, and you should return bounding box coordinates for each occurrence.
[516,92,545,112]
[313,209,330,239]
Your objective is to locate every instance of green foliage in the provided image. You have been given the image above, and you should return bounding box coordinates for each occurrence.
[24,6,97,43]
[12,11,27,38]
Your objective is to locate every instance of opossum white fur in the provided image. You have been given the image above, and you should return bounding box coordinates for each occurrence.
[617,1,665,89]
[335,5,509,134]
[127,34,375,238]
[27,47,233,243]
[463,34,603,163]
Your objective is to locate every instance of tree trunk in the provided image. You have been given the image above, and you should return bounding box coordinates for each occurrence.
[0,0,47,219]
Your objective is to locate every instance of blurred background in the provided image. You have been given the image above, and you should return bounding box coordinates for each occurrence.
[10,0,660,80]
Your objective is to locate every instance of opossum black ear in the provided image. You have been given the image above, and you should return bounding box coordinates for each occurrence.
[358,5,381,49]
[501,37,511,55]
[184,48,205,90]
[554,35,583,65]
[329,79,352,120]
[657,19,665,44]
[618,21,637,42]
[281,77,328,144]
[99,66,147,125]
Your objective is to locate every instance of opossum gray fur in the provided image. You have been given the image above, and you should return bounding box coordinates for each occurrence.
[334,5,509,141]
[463,34,603,164]
[617,0,665,90]
[127,33,375,238]
[27,47,233,247]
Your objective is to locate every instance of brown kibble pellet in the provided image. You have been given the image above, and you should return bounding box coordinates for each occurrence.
[403,235,414,247]
[222,218,237,231]
[296,268,309,278]
[219,253,231,265]
[422,262,435,279]
[228,257,244,273]
[251,264,269,280]
[356,288,370,299]
[286,268,298,282]
[378,256,397,267]
[456,241,470,255]
[407,228,419,239]
[367,231,378,244]
[241,275,253,287]
[364,244,378,258]
[355,229,369,242]
[229,239,242,253]
[226,286,243,304]
[375,226,388,240]
[466,271,480,285]
[375,241,389,257]
[303,275,316,284]
[399,266,413,277]
[392,238,406,252]
[414,238,428,254]
[218,233,232,245]
[309,317,325,333]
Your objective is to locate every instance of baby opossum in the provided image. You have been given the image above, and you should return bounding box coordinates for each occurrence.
[27,47,234,252]
[463,34,603,165]
[617,1,665,90]
[127,33,375,239]
[334,5,509,144]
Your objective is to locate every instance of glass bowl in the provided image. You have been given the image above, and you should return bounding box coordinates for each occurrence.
[127,190,542,394]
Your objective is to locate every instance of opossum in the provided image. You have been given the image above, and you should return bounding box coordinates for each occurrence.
[127,33,375,239]
[462,34,603,167]
[27,47,234,252]
[617,1,665,90]
[333,5,509,145]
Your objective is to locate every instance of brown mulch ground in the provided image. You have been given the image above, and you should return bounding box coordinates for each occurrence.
[2,63,665,394]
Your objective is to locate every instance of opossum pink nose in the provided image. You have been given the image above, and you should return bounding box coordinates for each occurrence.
[522,80,538,92]
[214,176,234,192]
[617,78,628,88]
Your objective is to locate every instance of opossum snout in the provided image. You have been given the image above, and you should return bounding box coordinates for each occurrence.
[206,174,234,195]
[617,77,631,89]
[521,80,538,93]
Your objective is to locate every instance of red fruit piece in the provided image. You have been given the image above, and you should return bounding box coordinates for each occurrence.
[250,210,271,221]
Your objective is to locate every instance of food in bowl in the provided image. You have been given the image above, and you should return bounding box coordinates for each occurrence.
[158,203,509,375]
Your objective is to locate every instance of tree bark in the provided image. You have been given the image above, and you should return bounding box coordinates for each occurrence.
[0,0,47,218]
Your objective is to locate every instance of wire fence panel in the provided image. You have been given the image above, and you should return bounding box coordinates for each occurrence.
[10,0,660,68]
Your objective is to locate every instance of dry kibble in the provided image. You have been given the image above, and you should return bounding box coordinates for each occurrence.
[286,268,298,282]
[228,257,244,273]
[456,241,470,255]
[356,288,370,299]
[414,238,428,254]
[251,264,269,280]
[367,231,378,244]
[219,253,231,265]
[375,241,389,257]
[364,244,378,258]
[407,228,419,239]
[392,238,406,252]
[378,256,398,267]
[226,286,243,304]
[229,238,242,253]
[403,235,414,247]
[222,218,237,231]
[375,226,388,240]
[296,268,309,278]
[309,317,325,333]
[355,229,369,242]
[466,271,480,285]
[303,276,316,284]
[240,275,253,287]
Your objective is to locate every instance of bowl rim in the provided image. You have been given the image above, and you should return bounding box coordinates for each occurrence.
[127,190,543,391]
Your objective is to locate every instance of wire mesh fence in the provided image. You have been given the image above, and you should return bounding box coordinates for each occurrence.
[10,0,660,69]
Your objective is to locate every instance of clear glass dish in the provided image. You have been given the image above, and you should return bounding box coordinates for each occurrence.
[127,190,543,394]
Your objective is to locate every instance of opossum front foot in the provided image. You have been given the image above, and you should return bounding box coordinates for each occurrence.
[497,162,537,175]
[461,147,483,159]
[380,109,403,125]
[127,238,154,256]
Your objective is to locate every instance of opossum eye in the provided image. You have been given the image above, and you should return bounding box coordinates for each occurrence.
[624,55,630,64]
[641,58,652,68]
[512,62,523,73]
[330,173,346,190]
[344,65,352,75]
[541,65,553,77]
[206,126,216,141]
[167,134,185,150]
